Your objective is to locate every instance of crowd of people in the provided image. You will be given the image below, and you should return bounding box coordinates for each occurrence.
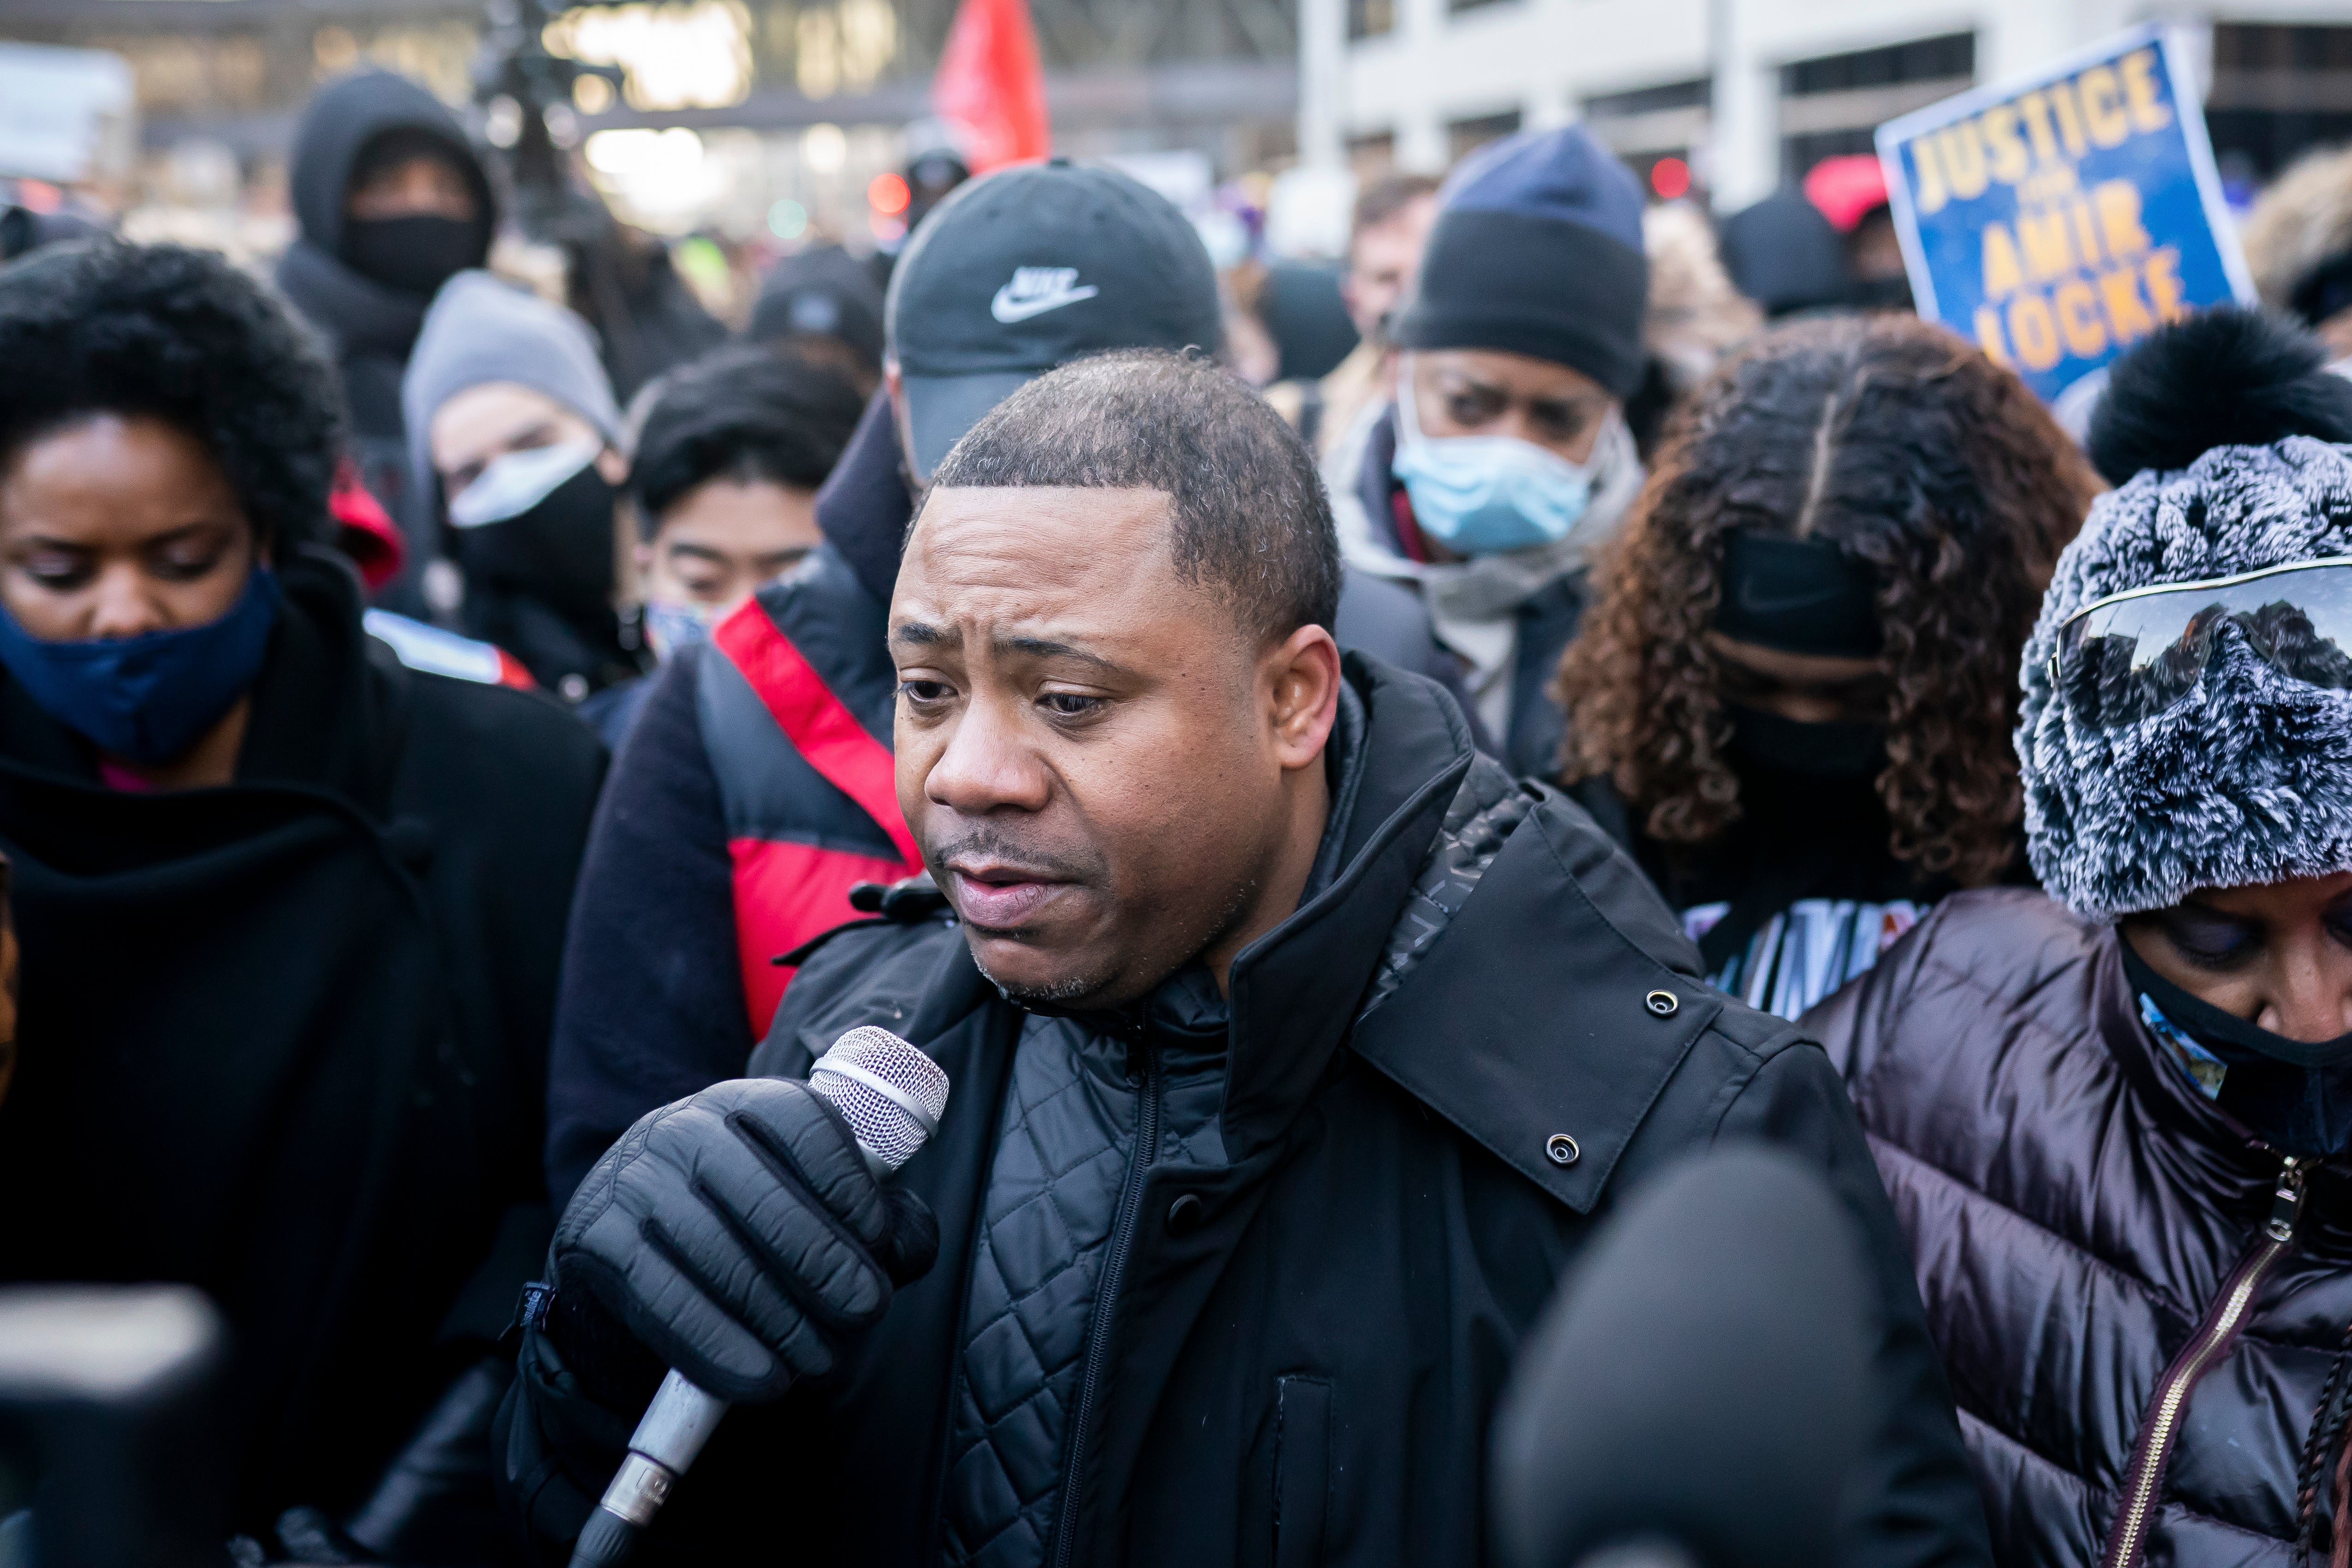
[18,57,2352,1568]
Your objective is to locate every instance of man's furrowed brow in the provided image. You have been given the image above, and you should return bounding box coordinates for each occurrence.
[891,621,956,647]
[1000,635,1122,674]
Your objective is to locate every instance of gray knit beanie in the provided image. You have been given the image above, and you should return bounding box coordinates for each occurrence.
[2022,311,2352,920]
[401,269,621,519]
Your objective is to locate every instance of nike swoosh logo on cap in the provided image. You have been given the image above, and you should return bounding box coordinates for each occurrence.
[991,269,1100,323]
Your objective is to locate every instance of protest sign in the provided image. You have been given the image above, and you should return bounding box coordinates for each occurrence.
[1875,25,2253,413]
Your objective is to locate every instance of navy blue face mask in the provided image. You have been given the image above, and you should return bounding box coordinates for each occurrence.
[0,568,282,767]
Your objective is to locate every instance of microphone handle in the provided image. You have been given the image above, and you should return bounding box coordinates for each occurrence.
[566,1142,900,1568]
[565,1370,727,1568]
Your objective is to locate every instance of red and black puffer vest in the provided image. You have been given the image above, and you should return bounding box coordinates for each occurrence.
[695,549,918,1035]
[1809,886,2352,1568]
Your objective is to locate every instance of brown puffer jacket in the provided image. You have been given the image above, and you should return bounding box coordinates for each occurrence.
[1807,886,2352,1568]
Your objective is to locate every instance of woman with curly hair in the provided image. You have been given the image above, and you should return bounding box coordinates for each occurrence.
[0,241,603,1551]
[1557,311,2100,1017]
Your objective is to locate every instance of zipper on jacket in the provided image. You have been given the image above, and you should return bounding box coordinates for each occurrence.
[1048,1026,1162,1568]
[2101,1155,2306,1568]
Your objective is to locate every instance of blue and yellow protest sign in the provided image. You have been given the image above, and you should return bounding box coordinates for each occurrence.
[1876,25,2253,411]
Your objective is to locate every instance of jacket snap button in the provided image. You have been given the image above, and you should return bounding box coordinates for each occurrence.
[1166,1193,1207,1235]
[1645,989,1679,1017]
[1545,1133,1580,1166]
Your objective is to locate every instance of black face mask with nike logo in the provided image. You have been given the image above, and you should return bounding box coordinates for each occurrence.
[1714,529,1883,658]
[1710,528,1891,778]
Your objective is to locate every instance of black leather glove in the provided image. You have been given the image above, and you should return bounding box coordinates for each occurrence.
[550,1077,938,1404]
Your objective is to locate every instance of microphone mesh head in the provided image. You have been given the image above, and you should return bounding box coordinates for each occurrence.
[808,1026,951,1173]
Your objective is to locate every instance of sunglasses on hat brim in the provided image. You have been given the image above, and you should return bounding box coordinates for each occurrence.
[2049,555,2352,730]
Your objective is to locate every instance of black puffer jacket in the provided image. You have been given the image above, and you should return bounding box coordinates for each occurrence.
[502,655,1990,1567]
[1809,887,2352,1567]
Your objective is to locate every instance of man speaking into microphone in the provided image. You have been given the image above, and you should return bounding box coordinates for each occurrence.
[497,353,1991,1565]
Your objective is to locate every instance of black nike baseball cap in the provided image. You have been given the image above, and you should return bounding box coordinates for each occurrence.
[884,157,1224,479]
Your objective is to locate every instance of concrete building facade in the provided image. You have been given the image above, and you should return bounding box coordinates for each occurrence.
[1297,0,2352,207]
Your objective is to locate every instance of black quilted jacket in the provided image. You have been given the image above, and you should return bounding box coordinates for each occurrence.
[1810,887,2352,1568]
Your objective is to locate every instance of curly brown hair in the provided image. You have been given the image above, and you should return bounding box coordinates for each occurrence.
[1556,313,2101,887]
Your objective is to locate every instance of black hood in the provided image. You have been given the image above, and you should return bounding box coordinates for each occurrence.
[288,69,494,262]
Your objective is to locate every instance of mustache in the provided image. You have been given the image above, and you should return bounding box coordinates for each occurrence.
[924,824,1108,885]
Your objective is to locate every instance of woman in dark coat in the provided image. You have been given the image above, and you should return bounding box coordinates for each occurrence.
[1555,313,2100,1018]
[1809,309,2352,1567]
[0,241,603,1556]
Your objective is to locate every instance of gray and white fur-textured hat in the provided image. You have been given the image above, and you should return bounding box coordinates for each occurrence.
[2022,309,2352,920]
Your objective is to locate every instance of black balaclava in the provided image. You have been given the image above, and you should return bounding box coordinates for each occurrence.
[286,73,493,280]
[1676,529,1904,970]
[1715,530,1888,782]
[276,70,497,441]
[2124,940,2352,1158]
[340,127,489,299]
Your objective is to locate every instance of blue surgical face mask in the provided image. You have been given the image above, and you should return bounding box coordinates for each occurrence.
[1390,363,1608,556]
[0,568,282,766]
[641,597,718,663]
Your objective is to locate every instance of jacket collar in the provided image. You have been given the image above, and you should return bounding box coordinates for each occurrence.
[2094,931,2300,1179]
[240,548,405,808]
[1347,778,1720,1214]
[756,544,900,745]
[1217,655,1473,1161]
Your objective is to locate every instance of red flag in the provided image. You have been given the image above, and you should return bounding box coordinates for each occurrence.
[932,0,1050,173]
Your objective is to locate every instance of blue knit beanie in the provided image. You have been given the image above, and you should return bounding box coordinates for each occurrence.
[1392,126,1650,398]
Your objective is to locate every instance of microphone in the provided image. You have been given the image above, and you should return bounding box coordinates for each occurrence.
[567,1026,951,1568]
[1489,1146,1875,1568]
